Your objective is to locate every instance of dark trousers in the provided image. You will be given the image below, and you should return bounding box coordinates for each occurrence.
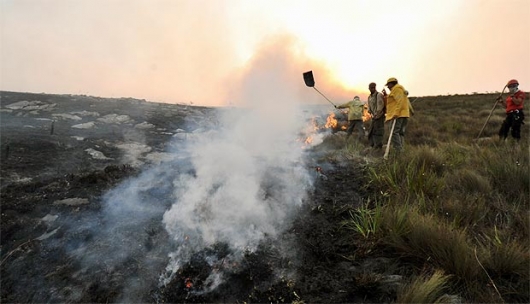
[346,120,364,140]
[390,118,408,152]
[369,116,385,148]
[499,110,525,140]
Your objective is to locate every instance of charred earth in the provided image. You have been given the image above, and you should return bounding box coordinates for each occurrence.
[1,91,398,303]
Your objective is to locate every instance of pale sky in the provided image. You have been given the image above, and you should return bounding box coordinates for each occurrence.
[1,0,529,106]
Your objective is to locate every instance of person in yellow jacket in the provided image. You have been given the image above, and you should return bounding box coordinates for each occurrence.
[385,77,411,152]
[336,96,365,140]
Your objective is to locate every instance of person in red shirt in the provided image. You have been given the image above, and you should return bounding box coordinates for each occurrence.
[498,79,525,141]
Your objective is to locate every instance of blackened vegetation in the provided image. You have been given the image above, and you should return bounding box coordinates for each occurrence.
[1,165,140,303]
[158,161,397,303]
[1,159,392,303]
[1,91,402,303]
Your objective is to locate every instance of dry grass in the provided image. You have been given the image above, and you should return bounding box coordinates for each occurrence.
[336,93,530,302]
[380,205,482,283]
[445,168,492,194]
[396,270,452,303]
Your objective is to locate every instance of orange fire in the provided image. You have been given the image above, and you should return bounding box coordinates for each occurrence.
[362,104,372,122]
[185,278,193,289]
[325,112,338,129]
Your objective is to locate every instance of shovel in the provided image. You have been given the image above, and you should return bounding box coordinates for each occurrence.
[303,71,336,107]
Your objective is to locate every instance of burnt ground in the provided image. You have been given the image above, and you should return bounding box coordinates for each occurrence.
[1,91,399,303]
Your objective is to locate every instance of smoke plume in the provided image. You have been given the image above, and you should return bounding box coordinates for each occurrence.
[160,34,317,290]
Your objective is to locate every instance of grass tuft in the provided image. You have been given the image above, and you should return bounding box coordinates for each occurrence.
[340,202,382,239]
[396,270,452,303]
[380,206,481,282]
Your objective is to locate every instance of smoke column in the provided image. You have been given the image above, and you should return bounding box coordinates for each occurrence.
[68,33,324,301]
[160,35,315,289]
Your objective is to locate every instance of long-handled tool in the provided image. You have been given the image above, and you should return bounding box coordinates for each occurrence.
[383,119,397,160]
[476,85,508,140]
[303,71,336,107]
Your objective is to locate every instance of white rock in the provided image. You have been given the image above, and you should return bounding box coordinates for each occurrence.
[6,100,56,111]
[85,148,112,160]
[53,113,83,121]
[134,122,155,129]
[53,198,90,206]
[115,142,152,167]
[5,100,34,109]
[70,110,100,117]
[145,152,177,164]
[115,142,152,154]
[173,133,188,140]
[41,214,59,222]
[72,122,95,129]
[97,114,132,124]
[36,228,60,241]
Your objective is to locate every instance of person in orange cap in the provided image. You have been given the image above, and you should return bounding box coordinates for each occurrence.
[385,77,411,152]
[498,79,525,141]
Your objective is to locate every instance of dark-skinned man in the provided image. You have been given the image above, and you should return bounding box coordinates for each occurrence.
[367,82,385,149]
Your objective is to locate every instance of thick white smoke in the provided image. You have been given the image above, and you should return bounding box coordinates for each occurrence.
[160,37,316,288]
[69,34,326,299]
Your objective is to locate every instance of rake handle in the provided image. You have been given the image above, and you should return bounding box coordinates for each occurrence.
[476,85,507,140]
[383,119,397,160]
[313,87,336,107]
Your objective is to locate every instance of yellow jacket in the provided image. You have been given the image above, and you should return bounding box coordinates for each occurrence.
[385,84,410,121]
[337,98,364,120]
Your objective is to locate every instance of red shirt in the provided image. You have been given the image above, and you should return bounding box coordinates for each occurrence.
[505,90,525,113]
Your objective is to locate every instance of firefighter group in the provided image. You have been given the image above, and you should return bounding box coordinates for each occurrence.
[334,78,525,154]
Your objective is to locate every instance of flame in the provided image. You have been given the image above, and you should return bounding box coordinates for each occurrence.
[185,278,193,289]
[300,116,321,147]
[325,112,338,129]
[362,104,371,122]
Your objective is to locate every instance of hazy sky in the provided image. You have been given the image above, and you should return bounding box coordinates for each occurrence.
[1,0,529,106]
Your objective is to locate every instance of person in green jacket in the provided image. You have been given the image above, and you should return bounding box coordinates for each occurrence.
[385,77,411,152]
[336,96,365,140]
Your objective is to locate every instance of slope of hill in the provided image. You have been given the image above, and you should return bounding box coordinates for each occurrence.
[1,91,528,303]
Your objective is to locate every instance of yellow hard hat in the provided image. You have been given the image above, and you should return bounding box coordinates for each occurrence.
[386,77,398,85]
